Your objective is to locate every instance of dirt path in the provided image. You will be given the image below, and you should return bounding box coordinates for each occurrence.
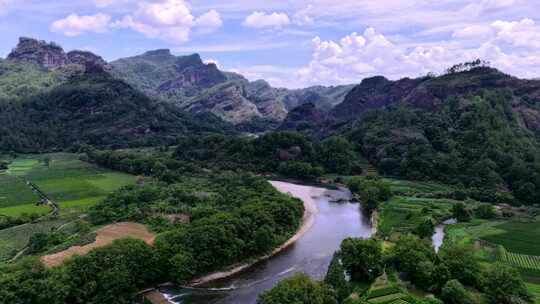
[41,222,155,267]
[188,180,324,286]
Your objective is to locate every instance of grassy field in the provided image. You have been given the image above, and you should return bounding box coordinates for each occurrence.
[481,221,540,256]
[379,196,455,237]
[0,219,67,261]
[527,283,540,304]
[383,179,455,195]
[375,178,457,237]
[0,153,137,217]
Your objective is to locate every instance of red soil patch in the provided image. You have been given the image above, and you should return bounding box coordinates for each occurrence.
[41,222,155,267]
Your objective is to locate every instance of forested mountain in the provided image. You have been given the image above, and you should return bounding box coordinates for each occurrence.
[0,37,353,135]
[110,48,353,126]
[279,65,540,204]
[0,73,234,153]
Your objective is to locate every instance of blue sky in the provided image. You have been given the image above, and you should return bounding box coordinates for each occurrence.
[1,0,540,88]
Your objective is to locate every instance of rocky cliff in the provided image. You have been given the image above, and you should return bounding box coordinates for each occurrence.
[330,67,540,136]
[7,37,108,74]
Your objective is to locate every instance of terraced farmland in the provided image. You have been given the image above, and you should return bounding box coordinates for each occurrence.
[498,246,540,271]
[364,283,416,304]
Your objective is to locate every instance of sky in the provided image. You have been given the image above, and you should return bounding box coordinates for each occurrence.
[1,0,540,88]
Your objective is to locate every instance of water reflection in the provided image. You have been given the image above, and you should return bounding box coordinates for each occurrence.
[162,181,373,304]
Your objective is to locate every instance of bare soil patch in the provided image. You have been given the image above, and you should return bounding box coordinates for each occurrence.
[41,222,155,267]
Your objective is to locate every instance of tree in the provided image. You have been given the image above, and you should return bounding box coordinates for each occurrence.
[258,273,337,304]
[169,252,197,284]
[474,203,496,219]
[390,234,436,276]
[324,253,351,301]
[440,280,475,304]
[27,233,49,254]
[340,238,384,282]
[452,202,472,222]
[439,244,481,288]
[347,176,392,212]
[483,264,533,304]
[415,217,435,239]
[316,136,357,174]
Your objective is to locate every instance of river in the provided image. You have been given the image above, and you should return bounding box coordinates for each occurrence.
[159,180,373,304]
[432,218,457,253]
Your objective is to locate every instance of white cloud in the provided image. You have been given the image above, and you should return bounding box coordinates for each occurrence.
[93,0,115,8]
[194,9,223,32]
[453,25,493,39]
[491,18,540,48]
[289,21,540,88]
[112,0,222,43]
[293,5,314,26]
[50,13,111,37]
[93,0,135,8]
[243,11,290,29]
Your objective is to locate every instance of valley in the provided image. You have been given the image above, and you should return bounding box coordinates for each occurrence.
[0,35,539,304]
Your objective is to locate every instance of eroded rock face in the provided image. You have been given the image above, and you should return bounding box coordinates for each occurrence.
[7,37,108,74]
[331,67,540,137]
[279,102,326,134]
[8,37,68,69]
[67,50,109,73]
[187,82,262,124]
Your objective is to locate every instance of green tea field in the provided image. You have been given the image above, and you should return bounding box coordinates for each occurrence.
[0,153,137,217]
[481,221,540,256]
[527,283,540,304]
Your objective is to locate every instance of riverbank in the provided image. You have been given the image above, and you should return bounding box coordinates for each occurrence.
[187,180,324,287]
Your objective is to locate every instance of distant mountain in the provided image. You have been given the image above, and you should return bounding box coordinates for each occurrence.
[7,37,109,74]
[278,102,327,137]
[331,67,540,136]
[279,66,540,204]
[110,49,353,126]
[0,73,233,152]
[0,38,234,152]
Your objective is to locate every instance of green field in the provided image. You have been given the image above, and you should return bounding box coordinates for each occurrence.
[527,283,540,304]
[379,196,455,236]
[498,245,540,271]
[0,219,66,261]
[0,153,137,217]
[383,179,455,195]
[481,221,540,256]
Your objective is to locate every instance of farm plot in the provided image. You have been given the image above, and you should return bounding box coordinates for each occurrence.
[383,179,455,195]
[0,219,67,261]
[498,246,540,271]
[0,153,137,217]
[527,283,540,304]
[364,281,416,304]
[378,196,455,237]
[481,221,540,256]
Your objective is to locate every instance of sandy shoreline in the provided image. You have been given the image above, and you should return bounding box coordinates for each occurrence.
[188,180,324,287]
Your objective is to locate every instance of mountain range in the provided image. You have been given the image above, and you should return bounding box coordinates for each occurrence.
[3,37,352,128]
[1,37,540,157]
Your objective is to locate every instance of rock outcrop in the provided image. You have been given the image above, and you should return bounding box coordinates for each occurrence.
[326,67,540,139]
[8,37,68,69]
[7,37,108,73]
[278,102,326,135]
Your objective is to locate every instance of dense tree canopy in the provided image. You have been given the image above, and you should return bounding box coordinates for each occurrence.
[348,90,540,205]
[258,273,338,304]
[340,238,384,282]
[172,132,363,179]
